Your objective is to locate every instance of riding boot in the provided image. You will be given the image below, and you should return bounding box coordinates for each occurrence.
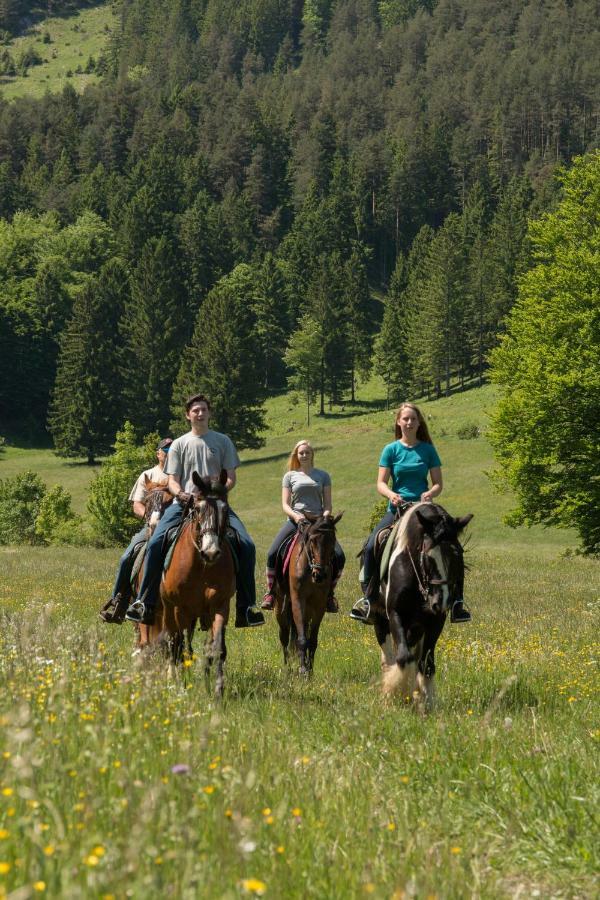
[349,581,377,623]
[326,588,339,613]
[450,599,472,623]
[261,592,275,611]
[125,598,156,626]
[99,593,129,624]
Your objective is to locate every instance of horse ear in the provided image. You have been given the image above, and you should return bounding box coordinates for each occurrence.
[192,470,208,497]
[303,511,318,523]
[454,513,474,532]
[333,511,344,525]
[414,508,436,536]
[144,474,150,486]
[219,468,228,486]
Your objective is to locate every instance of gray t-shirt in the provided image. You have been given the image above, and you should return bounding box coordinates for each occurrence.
[165,429,240,494]
[282,468,331,515]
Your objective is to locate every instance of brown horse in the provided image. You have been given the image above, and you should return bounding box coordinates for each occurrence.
[135,478,172,650]
[275,512,343,675]
[160,470,235,697]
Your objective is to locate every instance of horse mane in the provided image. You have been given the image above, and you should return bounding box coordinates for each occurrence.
[305,514,336,536]
[396,502,429,553]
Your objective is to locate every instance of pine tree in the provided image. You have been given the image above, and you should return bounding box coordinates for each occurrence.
[251,253,289,390]
[48,260,127,463]
[374,252,411,407]
[343,243,372,402]
[121,236,188,435]
[171,264,266,449]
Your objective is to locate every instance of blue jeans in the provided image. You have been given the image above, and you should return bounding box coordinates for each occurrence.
[111,526,148,600]
[133,502,256,615]
[361,511,396,590]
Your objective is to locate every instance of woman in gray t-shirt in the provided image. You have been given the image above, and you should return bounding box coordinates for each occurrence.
[261,440,345,612]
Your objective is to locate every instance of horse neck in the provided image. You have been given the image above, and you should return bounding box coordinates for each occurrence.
[395,503,426,555]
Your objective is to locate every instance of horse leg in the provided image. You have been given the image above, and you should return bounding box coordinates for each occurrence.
[382,611,416,699]
[289,584,308,675]
[213,617,226,700]
[276,590,291,666]
[306,617,322,674]
[375,619,395,682]
[416,620,444,713]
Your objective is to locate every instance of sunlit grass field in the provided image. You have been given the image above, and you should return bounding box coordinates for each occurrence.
[0,385,598,898]
[0,2,114,102]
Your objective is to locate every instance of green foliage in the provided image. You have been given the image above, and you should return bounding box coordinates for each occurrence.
[367,495,388,531]
[0,470,46,545]
[87,421,158,546]
[171,264,266,449]
[34,483,83,545]
[457,421,480,440]
[48,258,128,463]
[489,152,600,556]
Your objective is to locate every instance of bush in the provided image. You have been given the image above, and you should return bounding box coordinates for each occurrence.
[35,485,82,546]
[457,422,480,440]
[87,422,159,546]
[16,46,42,73]
[0,471,47,545]
[367,497,388,532]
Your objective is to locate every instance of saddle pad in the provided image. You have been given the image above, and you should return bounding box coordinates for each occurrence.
[129,540,148,587]
[379,519,402,582]
[282,531,300,577]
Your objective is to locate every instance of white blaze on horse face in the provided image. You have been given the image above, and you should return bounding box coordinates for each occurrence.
[428,545,449,609]
[149,510,160,529]
[201,530,220,558]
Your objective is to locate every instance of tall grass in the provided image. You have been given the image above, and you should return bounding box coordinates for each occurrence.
[0,385,598,897]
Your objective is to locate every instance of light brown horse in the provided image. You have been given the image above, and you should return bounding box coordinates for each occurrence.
[160,470,235,697]
[275,512,342,675]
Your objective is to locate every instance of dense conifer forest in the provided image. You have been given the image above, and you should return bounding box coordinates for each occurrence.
[0,0,598,455]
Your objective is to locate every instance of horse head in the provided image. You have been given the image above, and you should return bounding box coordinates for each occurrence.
[410,503,473,615]
[143,477,172,534]
[190,469,229,564]
[299,511,343,583]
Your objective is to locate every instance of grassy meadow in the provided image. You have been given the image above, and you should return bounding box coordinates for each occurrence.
[0,2,114,102]
[0,385,598,898]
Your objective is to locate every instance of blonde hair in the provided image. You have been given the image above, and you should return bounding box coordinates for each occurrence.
[394,403,433,443]
[287,440,314,472]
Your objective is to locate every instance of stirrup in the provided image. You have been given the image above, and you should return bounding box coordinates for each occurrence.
[349,597,371,622]
[125,600,155,626]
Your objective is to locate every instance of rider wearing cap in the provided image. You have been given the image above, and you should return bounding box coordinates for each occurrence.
[99,437,173,624]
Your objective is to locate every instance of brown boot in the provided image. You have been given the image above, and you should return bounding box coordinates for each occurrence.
[99,593,128,624]
[326,591,339,613]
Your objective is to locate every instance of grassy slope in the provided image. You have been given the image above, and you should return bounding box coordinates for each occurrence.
[0,2,115,101]
[0,384,598,898]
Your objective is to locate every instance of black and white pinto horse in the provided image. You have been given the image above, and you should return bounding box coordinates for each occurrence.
[374,502,472,710]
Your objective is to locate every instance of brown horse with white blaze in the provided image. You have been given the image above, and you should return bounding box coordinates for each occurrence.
[160,470,235,698]
[275,512,343,675]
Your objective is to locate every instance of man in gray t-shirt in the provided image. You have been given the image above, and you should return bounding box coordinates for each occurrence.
[125,394,265,629]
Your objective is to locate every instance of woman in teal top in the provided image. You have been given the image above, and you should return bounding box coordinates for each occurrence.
[351,402,471,624]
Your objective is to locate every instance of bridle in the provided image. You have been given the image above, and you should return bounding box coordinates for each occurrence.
[189,496,228,556]
[298,519,335,581]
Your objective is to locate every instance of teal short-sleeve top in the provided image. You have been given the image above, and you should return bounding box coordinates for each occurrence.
[379,440,442,509]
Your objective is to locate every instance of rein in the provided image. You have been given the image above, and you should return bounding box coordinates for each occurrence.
[189,498,227,556]
[297,520,333,579]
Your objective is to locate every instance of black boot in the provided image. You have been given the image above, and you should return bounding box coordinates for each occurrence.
[451,600,472,623]
[125,599,156,626]
[235,607,265,628]
[99,593,129,624]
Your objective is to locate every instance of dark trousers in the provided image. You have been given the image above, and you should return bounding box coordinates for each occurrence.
[134,502,256,615]
[361,510,396,590]
[267,520,346,572]
[111,526,148,600]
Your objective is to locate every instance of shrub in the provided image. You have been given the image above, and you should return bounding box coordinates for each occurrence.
[87,422,159,546]
[35,485,82,545]
[367,497,388,532]
[0,471,47,545]
[457,422,480,440]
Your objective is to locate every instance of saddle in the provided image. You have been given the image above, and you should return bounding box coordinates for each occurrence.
[358,502,413,595]
[274,531,301,586]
